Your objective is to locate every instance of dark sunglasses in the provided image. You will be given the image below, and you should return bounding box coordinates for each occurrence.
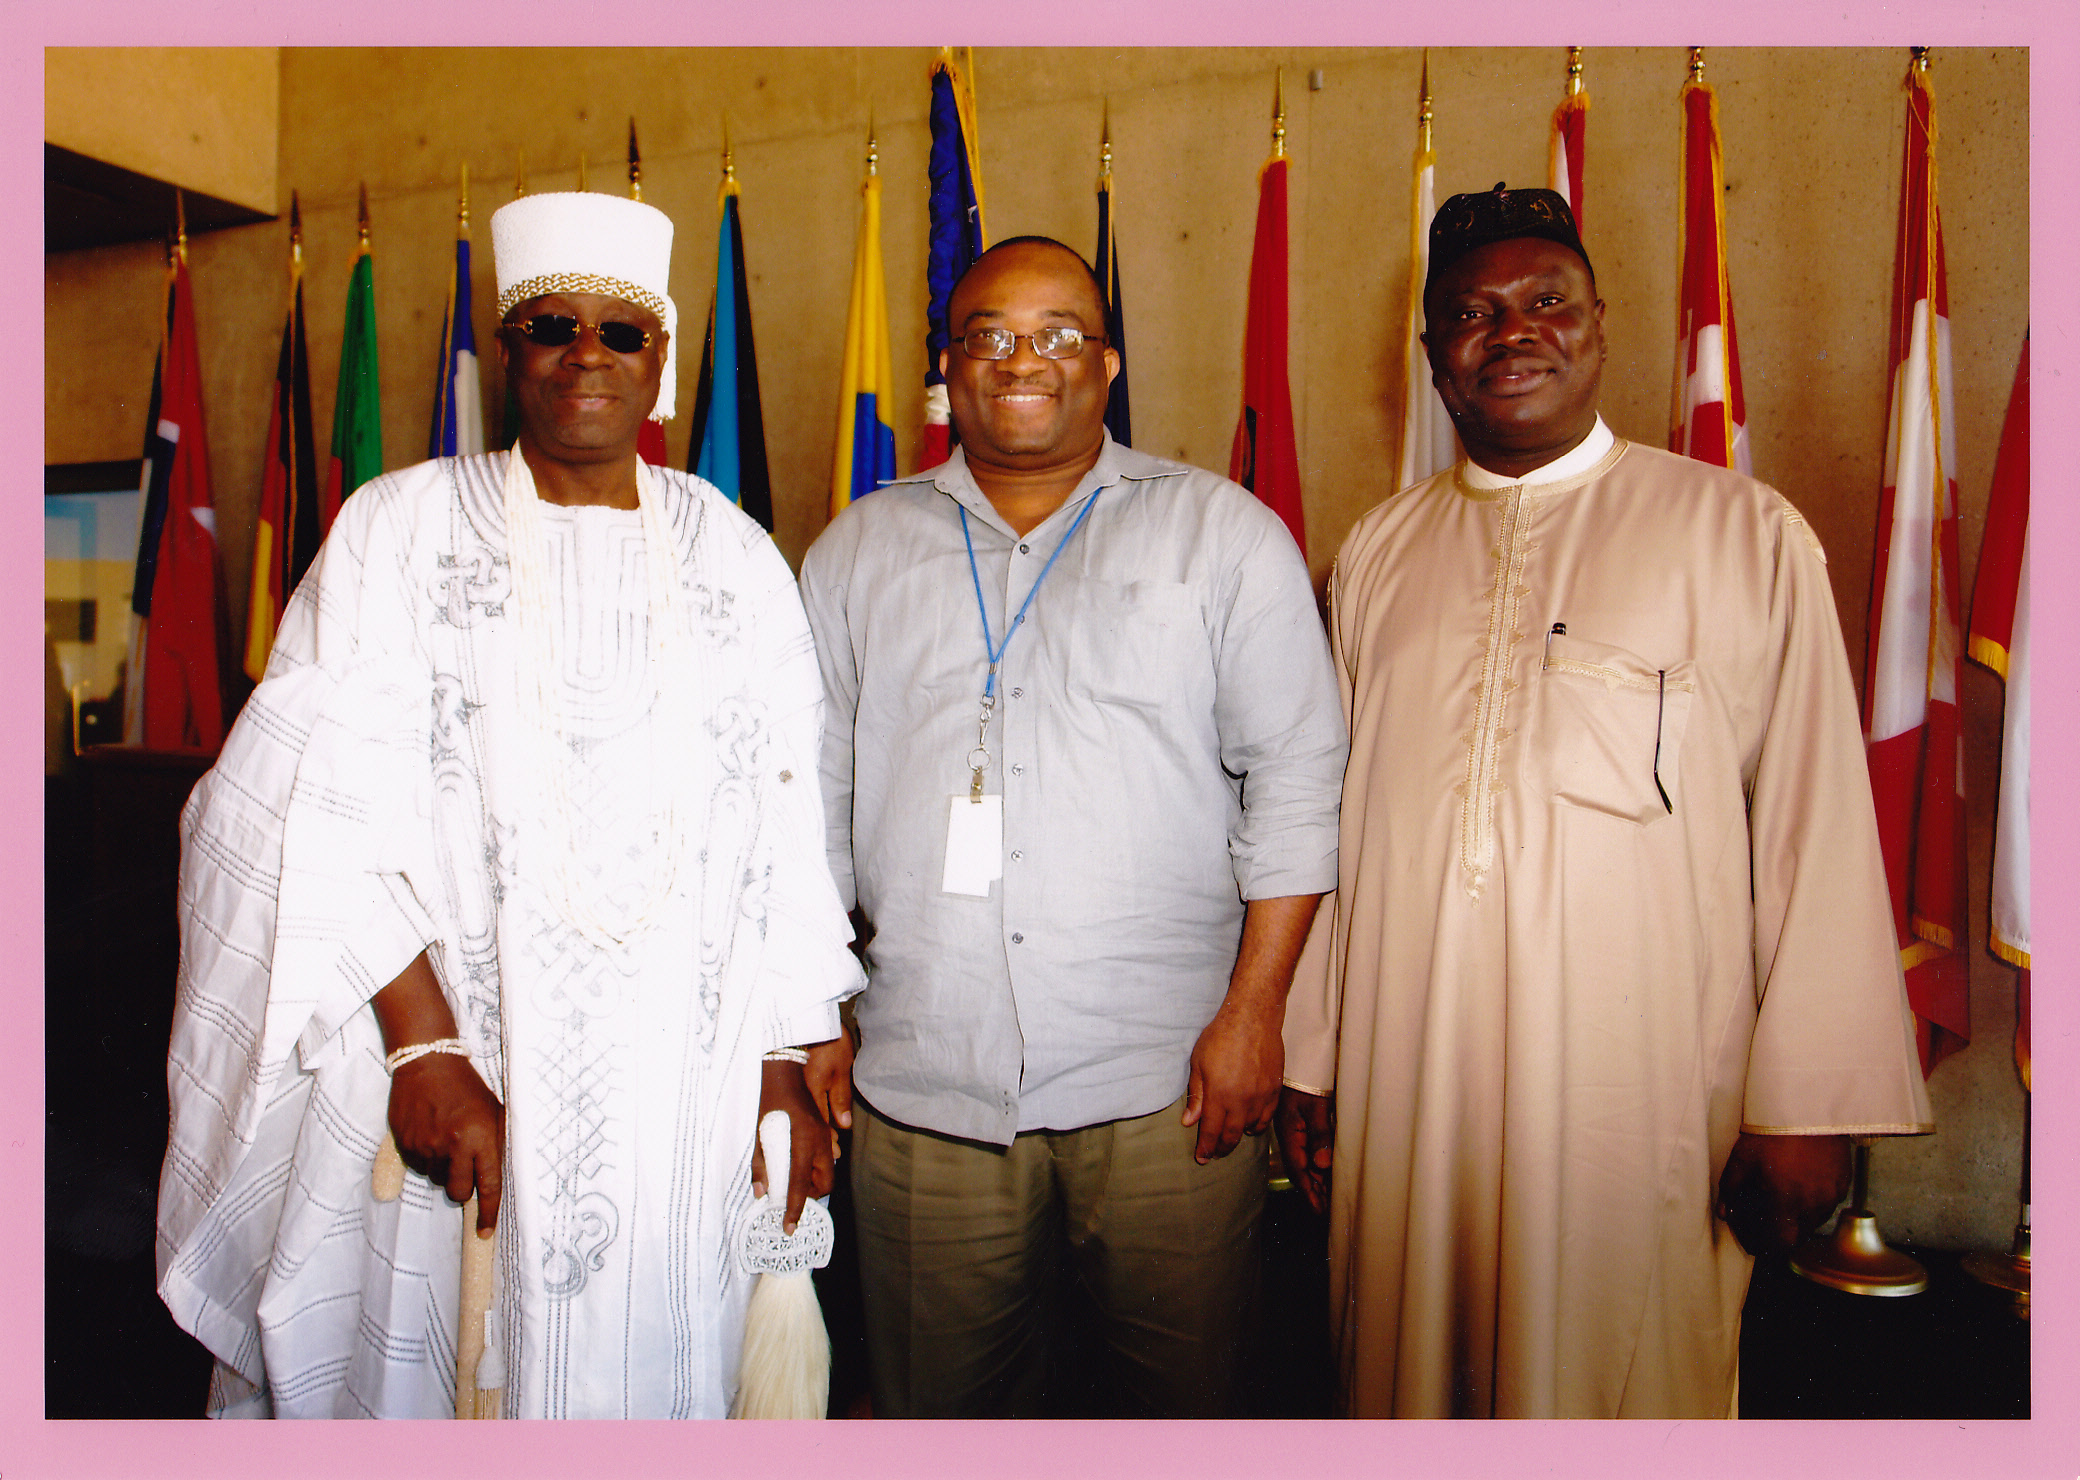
[504,314,654,354]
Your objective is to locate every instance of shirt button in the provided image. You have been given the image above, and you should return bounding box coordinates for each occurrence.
[1010,932,1025,944]
[1009,687,1023,699]
[1011,850,1024,862]
[1010,762,1025,776]
[1018,543,1031,554]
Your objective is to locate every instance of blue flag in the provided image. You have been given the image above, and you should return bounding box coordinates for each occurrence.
[428,231,483,459]
[688,182,772,531]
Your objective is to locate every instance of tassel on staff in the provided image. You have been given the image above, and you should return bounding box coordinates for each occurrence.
[730,1111,834,1419]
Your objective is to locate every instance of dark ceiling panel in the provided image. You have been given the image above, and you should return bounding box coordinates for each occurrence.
[46,143,272,253]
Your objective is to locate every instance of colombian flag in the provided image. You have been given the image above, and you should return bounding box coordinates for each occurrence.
[832,158,896,518]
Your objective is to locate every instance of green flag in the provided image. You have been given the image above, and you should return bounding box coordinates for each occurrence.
[322,233,382,531]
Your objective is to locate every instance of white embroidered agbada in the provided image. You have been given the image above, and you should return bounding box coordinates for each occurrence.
[158,450,861,1418]
[1284,430,1932,1418]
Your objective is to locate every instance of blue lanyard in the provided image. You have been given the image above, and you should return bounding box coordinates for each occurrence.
[959,488,1105,700]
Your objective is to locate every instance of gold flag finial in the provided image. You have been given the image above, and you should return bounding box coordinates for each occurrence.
[1566,46,1584,97]
[1417,51,1434,151]
[866,117,879,179]
[356,182,370,251]
[1910,45,1931,73]
[289,189,303,272]
[1099,100,1114,185]
[1271,68,1287,158]
[1689,48,1706,83]
[628,118,643,201]
[173,186,188,264]
[457,163,470,236]
[721,114,736,185]
[514,149,528,199]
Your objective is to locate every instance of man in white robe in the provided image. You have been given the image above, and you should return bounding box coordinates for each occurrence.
[157,191,861,1418]
[1278,185,1932,1418]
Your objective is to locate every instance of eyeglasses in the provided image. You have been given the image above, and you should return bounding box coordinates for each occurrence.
[957,325,1106,360]
[503,315,654,354]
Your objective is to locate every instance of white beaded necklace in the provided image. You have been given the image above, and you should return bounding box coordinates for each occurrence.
[502,447,695,950]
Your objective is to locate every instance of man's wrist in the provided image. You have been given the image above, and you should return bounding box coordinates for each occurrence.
[385,1038,471,1074]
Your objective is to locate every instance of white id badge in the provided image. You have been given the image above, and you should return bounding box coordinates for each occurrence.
[942,795,1004,897]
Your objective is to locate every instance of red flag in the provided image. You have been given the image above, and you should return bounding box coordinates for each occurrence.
[1547,65,1588,234]
[1227,155,1304,555]
[1670,76,1750,474]
[138,256,230,751]
[1862,59,1968,1076]
[1968,335,2030,1086]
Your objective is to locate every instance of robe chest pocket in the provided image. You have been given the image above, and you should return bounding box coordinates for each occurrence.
[1531,634,1696,825]
[1066,578,1208,711]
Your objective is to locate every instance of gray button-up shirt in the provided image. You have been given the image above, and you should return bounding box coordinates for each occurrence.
[799,436,1345,1145]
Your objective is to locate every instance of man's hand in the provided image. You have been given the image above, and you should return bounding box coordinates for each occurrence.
[1274,1086,1334,1215]
[803,1032,856,1161]
[1714,1131,1853,1255]
[1183,1000,1283,1163]
[388,1053,505,1236]
[753,1058,836,1235]
[371,949,503,1237]
[1181,893,1323,1164]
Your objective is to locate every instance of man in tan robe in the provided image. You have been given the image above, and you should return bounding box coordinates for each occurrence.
[1278,184,1932,1418]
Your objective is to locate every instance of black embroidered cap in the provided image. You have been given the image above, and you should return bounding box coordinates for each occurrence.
[1427,182,1594,295]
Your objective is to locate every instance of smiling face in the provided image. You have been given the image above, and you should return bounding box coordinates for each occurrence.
[1422,236,1607,477]
[938,241,1120,480]
[497,290,667,468]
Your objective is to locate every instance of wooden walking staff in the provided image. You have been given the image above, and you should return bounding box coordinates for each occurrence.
[372,1132,506,1417]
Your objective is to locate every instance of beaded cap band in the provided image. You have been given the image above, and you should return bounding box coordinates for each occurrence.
[497,271,667,324]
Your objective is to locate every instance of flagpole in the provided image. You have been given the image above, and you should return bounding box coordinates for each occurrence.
[1962,1093,2030,1315]
[627,120,670,468]
[1800,42,1963,1299]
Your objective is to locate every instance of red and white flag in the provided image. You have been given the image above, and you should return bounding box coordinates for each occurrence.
[1968,335,2029,1086]
[126,249,230,752]
[1670,76,1750,474]
[1862,59,1969,1076]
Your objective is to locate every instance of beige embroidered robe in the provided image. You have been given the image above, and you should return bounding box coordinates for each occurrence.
[1284,439,1932,1418]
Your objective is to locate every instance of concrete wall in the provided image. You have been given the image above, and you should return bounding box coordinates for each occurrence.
[46,47,279,214]
[44,45,2029,1251]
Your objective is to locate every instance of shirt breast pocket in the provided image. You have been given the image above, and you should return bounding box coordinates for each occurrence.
[1532,634,1696,825]
[1065,578,1207,713]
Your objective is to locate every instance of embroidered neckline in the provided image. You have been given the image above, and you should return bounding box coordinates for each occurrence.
[1452,437,1629,502]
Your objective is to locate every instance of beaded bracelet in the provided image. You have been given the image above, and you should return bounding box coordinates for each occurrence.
[762,1047,810,1065]
[385,1038,472,1074]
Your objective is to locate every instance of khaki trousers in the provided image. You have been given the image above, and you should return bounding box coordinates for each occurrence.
[851,1094,1266,1418]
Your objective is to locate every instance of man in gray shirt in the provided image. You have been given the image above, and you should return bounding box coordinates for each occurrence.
[798,236,1345,1417]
